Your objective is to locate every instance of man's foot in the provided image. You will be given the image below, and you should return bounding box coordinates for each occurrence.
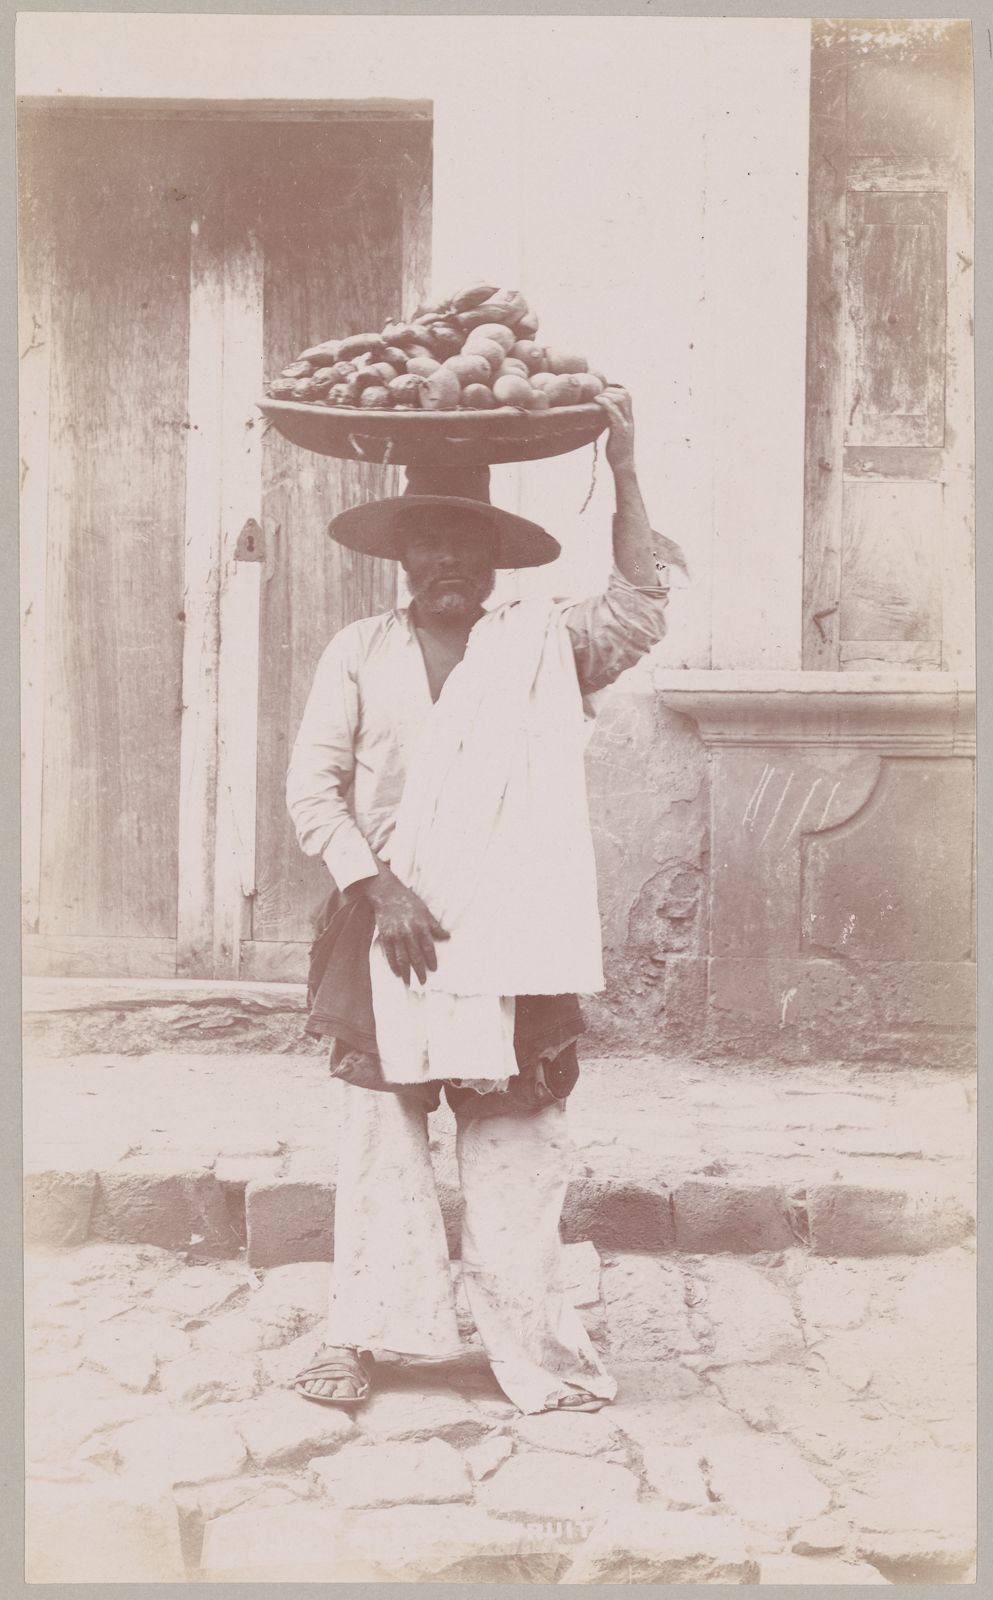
[291,1345,373,1407]
[544,1389,610,1414]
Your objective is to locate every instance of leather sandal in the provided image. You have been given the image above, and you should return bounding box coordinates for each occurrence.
[546,1389,609,1413]
[291,1345,374,1407]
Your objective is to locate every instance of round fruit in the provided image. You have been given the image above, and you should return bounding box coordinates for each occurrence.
[574,373,605,401]
[544,349,589,375]
[275,287,610,427]
[461,337,506,371]
[477,290,529,327]
[461,383,497,409]
[499,289,530,321]
[509,341,545,371]
[466,324,516,354]
[363,361,400,385]
[427,325,463,357]
[419,368,462,410]
[380,321,422,347]
[388,375,426,402]
[405,355,442,377]
[444,354,493,386]
[543,374,585,406]
[492,374,535,408]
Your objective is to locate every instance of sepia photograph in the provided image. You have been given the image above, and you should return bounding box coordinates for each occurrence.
[17,9,977,1584]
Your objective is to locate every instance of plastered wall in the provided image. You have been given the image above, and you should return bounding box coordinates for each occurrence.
[17,13,812,670]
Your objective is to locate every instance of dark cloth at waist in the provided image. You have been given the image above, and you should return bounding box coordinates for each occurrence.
[305,887,584,1115]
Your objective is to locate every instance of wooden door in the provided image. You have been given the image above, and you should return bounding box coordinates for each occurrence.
[19,115,199,975]
[19,106,432,980]
[801,21,974,672]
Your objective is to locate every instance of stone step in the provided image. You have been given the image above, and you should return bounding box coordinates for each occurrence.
[24,1052,975,1262]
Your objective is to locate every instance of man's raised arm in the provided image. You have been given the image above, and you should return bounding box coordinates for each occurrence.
[565,387,686,695]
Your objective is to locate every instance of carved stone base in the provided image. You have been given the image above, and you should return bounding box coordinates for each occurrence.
[584,672,975,1065]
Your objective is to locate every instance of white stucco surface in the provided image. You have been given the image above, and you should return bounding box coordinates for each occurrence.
[17,13,811,669]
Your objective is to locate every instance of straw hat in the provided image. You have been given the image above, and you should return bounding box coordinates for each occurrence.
[327,463,560,569]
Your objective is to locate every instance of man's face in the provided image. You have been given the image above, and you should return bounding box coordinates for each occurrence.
[400,514,497,619]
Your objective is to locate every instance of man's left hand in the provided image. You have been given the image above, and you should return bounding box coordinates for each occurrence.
[594,385,636,471]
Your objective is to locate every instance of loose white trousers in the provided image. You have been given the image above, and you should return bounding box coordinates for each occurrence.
[326,1080,616,1415]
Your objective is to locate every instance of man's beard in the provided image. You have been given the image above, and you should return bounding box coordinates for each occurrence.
[407,571,495,618]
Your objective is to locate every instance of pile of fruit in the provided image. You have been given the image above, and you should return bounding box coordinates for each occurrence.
[265,283,606,413]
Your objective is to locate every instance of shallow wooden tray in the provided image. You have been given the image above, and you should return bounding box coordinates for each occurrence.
[257,398,608,465]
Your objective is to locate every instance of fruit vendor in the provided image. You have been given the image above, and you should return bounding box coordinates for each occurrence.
[285,387,680,1414]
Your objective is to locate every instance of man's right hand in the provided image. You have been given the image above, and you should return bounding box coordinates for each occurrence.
[362,863,449,985]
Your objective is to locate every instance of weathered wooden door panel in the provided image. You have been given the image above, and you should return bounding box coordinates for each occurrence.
[801,21,973,672]
[839,479,942,641]
[844,190,946,449]
[23,117,195,943]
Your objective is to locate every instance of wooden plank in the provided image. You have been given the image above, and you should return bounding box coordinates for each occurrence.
[848,163,958,190]
[840,640,942,671]
[802,20,974,674]
[176,198,225,976]
[24,974,305,1010]
[801,19,848,668]
[37,118,192,939]
[844,21,971,173]
[394,123,433,578]
[400,132,433,329]
[839,478,943,642]
[17,133,51,935]
[842,446,942,481]
[19,97,432,124]
[940,154,975,670]
[844,190,947,449]
[252,121,413,944]
[239,940,310,984]
[22,936,177,979]
[212,212,265,978]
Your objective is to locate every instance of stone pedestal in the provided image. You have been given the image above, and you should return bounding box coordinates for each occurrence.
[586,671,975,1066]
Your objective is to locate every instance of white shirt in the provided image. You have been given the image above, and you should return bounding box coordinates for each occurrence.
[286,565,669,894]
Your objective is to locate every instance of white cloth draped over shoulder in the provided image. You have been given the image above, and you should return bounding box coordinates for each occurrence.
[370,597,605,1085]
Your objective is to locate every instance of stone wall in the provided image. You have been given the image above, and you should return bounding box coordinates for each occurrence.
[581,673,975,1069]
[583,687,709,1055]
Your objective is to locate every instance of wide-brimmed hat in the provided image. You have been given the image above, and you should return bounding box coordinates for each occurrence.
[327,464,560,569]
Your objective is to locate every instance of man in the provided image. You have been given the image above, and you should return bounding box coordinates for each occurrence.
[286,388,675,1414]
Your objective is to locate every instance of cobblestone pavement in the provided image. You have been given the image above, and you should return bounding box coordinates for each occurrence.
[25,1239,976,1583]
